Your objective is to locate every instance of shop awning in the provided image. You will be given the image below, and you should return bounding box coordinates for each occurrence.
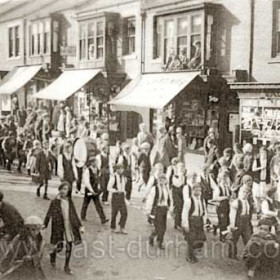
[109,71,199,109]
[34,68,101,101]
[0,65,42,95]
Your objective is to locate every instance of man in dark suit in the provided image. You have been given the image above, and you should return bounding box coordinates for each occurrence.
[0,191,24,241]
[36,140,52,200]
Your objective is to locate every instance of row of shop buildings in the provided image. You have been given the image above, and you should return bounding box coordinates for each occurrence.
[0,0,280,156]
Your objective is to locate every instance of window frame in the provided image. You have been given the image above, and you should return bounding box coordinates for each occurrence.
[154,11,204,64]
[78,19,105,62]
[123,17,136,55]
[29,19,51,57]
[8,25,21,59]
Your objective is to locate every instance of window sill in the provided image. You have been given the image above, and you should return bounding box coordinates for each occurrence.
[8,56,21,60]
[268,57,280,64]
[122,53,137,60]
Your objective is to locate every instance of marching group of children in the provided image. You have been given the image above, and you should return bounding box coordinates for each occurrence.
[1,116,280,279]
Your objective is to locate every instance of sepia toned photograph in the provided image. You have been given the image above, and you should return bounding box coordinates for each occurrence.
[0,0,280,279]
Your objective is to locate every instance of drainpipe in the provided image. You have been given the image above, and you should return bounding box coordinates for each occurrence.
[249,0,255,82]
[23,18,27,107]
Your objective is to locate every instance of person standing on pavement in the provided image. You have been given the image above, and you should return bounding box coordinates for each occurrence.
[137,123,154,148]
[96,144,111,205]
[57,141,77,197]
[175,127,187,164]
[146,174,172,249]
[36,140,52,200]
[107,164,128,234]
[43,182,84,275]
[81,158,109,224]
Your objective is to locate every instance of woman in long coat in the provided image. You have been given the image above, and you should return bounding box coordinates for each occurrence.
[43,182,84,275]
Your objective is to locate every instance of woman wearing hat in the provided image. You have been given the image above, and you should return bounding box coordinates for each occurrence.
[0,216,45,280]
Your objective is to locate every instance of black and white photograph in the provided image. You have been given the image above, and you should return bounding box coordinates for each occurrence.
[0,0,280,279]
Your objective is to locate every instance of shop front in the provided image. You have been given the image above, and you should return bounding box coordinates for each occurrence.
[231,83,280,147]
[110,70,237,160]
[0,65,42,115]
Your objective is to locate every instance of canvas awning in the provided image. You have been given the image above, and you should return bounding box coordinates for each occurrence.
[0,65,42,95]
[109,71,199,109]
[34,68,101,101]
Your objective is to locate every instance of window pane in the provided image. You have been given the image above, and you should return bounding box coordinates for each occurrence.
[88,22,95,38]
[37,34,41,54]
[80,39,86,60]
[191,35,201,56]
[277,9,280,31]
[9,28,13,57]
[277,32,280,53]
[128,37,135,54]
[192,15,202,33]
[44,32,50,54]
[97,22,104,36]
[15,26,20,56]
[164,20,174,38]
[177,36,187,55]
[80,24,86,39]
[97,37,103,47]
[178,18,188,35]
[53,21,59,53]
[88,38,94,59]
[127,18,135,36]
[97,47,103,59]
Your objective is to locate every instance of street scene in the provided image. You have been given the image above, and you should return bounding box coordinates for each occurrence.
[0,0,280,279]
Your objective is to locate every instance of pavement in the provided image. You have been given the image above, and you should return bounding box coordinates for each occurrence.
[0,167,278,280]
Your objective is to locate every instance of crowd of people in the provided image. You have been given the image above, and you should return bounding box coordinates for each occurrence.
[0,108,280,279]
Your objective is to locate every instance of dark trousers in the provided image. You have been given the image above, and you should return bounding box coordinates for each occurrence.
[81,194,106,223]
[50,241,72,268]
[229,215,252,258]
[38,179,48,195]
[111,192,127,229]
[100,172,110,202]
[76,167,83,192]
[184,216,206,260]
[124,170,132,201]
[217,206,230,235]
[150,206,168,246]
[172,187,183,228]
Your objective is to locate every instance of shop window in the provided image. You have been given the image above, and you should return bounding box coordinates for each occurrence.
[123,17,136,55]
[272,1,280,57]
[8,26,20,58]
[79,20,105,61]
[154,12,204,70]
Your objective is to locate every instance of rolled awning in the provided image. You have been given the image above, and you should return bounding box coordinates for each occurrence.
[34,68,101,101]
[0,65,42,95]
[109,71,199,109]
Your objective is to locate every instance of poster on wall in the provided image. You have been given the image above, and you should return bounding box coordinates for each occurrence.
[241,106,280,139]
